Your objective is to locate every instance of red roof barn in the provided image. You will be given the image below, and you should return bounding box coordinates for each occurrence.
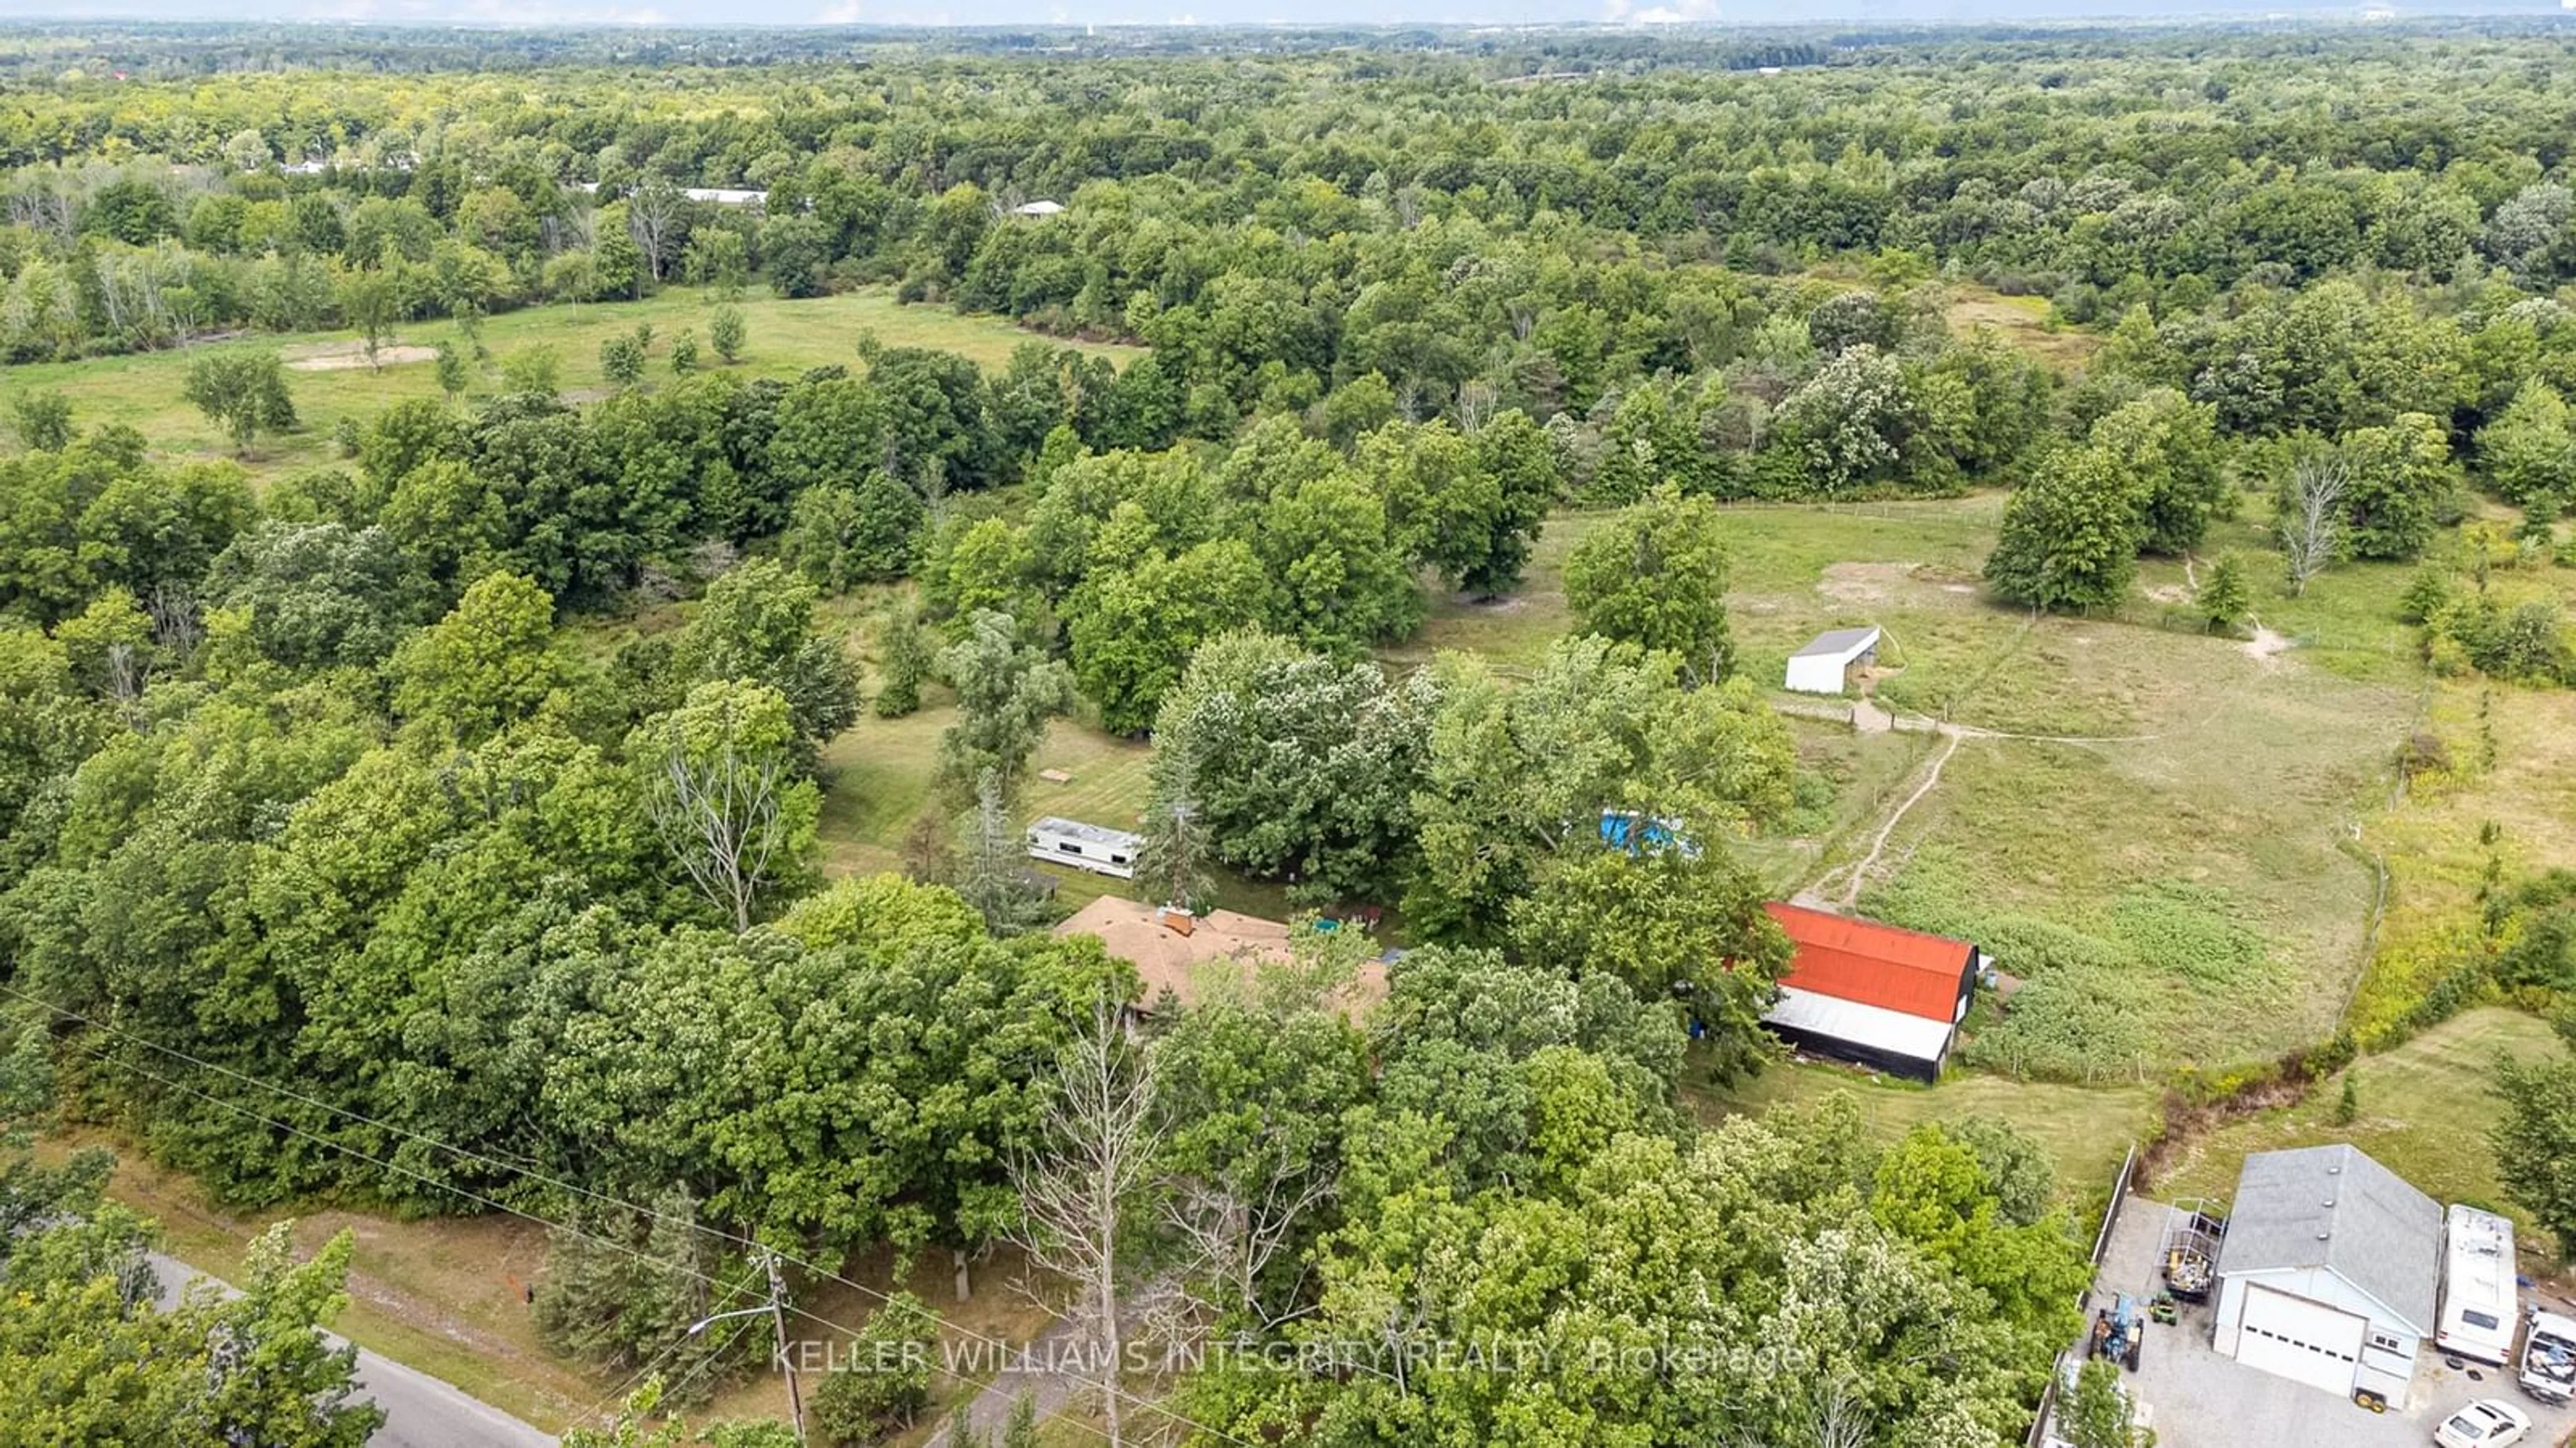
[1759,902,1981,1081]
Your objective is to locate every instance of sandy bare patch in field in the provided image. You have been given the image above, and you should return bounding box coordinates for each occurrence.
[1943,286,2101,374]
[2243,625,2292,666]
[284,342,438,371]
[1819,561,1989,611]
[1818,560,1911,604]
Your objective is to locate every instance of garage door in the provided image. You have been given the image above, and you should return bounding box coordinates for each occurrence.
[2235,1284,2365,1396]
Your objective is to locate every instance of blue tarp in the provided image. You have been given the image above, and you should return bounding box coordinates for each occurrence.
[1597,809,1697,858]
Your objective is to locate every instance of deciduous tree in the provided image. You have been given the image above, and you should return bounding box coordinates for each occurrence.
[389,570,567,741]
[10,390,72,451]
[182,351,298,454]
[1508,842,1791,1078]
[670,558,860,747]
[1149,631,1435,901]
[1563,484,1735,686]
[935,610,1073,807]
[1986,448,2147,614]
[632,679,820,932]
[708,303,747,364]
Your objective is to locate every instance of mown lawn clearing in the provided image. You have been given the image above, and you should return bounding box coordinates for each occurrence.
[2,286,1142,488]
[1689,1057,2158,1206]
[2147,1009,2558,1237]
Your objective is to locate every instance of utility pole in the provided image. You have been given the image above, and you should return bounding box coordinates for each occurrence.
[758,1247,806,1443]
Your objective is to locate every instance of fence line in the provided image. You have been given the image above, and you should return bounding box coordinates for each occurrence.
[2029,1140,2140,1448]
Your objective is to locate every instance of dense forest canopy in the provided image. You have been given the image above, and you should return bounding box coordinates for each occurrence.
[4,17,2576,1447]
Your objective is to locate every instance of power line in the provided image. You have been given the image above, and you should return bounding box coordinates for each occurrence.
[7,985,1260,1447]
[54,1027,1229,1448]
[566,1277,758,1431]
[572,1300,763,1433]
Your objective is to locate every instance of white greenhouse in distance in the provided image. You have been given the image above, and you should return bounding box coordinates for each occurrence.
[1783,625,1882,695]
[1027,817,1141,879]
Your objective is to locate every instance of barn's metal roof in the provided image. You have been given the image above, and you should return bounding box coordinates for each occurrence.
[1765,901,1973,1021]
[2215,1144,2440,1336]
[1761,984,1953,1066]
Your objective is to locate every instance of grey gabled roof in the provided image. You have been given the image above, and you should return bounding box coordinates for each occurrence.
[1790,625,1882,660]
[2214,1144,2440,1335]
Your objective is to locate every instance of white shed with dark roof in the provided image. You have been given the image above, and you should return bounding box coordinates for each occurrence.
[2210,1143,2440,1408]
[1783,625,1882,694]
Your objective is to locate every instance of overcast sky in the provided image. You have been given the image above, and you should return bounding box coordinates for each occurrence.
[0,0,2569,36]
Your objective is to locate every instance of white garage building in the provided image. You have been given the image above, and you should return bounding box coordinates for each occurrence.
[1783,625,1882,694]
[2210,1144,2440,1410]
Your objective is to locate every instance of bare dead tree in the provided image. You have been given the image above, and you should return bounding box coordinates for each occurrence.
[7,178,75,245]
[103,643,149,730]
[1801,1376,1874,1448]
[643,719,793,933]
[1454,378,1499,433]
[1717,1374,1872,1448]
[146,582,203,661]
[1006,996,1163,1448]
[1161,1135,1333,1332]
[628,180,685,284]
[2279,454,2349,598]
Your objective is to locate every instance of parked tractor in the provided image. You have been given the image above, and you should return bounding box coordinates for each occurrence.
[2090,1294,2144,1372]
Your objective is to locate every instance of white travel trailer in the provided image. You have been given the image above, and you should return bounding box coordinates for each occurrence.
[2439,1204,2520,1366]
[1026,816,1142,880]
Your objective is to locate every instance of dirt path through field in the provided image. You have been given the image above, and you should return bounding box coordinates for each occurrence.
[1815,728,1962,910]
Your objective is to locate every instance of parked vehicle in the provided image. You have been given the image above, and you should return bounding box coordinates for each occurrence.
[2433,1398,2530,1448]
[2520,1310,2576,1405]
[2090,1294,2144,1372]
[2438,1206,2519,1365]
[2159,1202,2223,1304]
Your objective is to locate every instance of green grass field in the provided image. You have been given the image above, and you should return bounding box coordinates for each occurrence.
[802,599,1299,926]
[1399,493,2420,1073]
[3,286,1142,487]
[1689,1055,2159,1206]
[2148,1009,2560,1235]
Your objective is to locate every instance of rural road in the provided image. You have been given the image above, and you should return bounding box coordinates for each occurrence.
[149,1253,558,1448]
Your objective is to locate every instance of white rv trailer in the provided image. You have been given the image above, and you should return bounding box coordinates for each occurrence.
[2438,1204,2520,1365]
[1026,816,1142,880]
